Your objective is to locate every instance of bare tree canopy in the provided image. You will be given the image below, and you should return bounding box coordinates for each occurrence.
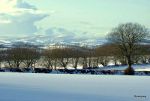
[107,22,149,74]
[108,23,149,45]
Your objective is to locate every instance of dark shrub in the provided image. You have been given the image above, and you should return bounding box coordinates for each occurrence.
[124,67,135,75]
[34,68,52,73]
[0,68,5,72]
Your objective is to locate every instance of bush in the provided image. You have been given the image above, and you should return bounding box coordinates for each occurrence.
[124,67,135,75]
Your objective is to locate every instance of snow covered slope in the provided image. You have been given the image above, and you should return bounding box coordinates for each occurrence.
[0,35,106,48]
[0,73,149,101]
[101,64,150,71]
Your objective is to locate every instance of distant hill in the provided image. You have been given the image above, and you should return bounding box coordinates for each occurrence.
[0,35,107,48]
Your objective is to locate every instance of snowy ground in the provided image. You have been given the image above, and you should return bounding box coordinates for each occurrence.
[0,73,149,101]
[101,64,150,71]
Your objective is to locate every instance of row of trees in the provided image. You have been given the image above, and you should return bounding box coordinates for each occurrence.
[0,47,40,68]
[0,43,150,71]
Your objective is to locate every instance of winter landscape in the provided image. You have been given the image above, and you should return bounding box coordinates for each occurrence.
[0,0,150,101]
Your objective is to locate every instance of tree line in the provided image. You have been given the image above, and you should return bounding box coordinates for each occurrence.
[0,43,150,70]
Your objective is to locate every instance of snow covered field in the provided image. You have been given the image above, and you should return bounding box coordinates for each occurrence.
[101,64,150,71]
[0,73,149,101]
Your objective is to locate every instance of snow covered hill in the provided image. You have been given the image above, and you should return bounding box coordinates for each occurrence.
[0,35,106,48]
[0,73,149,101]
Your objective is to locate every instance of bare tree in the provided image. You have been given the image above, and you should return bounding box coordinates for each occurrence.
[70,49,81,70]
[5,48,25,68]
[95,44,113,67]
[0,50,5,68]
[47,48,72,70]
[22,48,40,69]
[43,49,55,69]
[58,48,72,69]
[107,22,149,74]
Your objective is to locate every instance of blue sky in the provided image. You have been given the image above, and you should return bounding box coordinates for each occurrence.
[0,0,150,39]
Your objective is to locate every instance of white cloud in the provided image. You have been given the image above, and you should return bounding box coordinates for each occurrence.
[16,0,37,10]
[0,0,48,36]
[45,27,103,43]
[46,27,75,41]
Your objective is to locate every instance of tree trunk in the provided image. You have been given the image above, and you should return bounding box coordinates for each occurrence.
[127,55,132,68]
[124,55,134,75]
[82,57,87,69]
[54,59,57,70]
[96,57,99,67]
[72,58,79,70]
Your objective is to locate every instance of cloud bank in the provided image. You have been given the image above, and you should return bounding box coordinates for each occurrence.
[0,0,48,36]
[0,0,104,42]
